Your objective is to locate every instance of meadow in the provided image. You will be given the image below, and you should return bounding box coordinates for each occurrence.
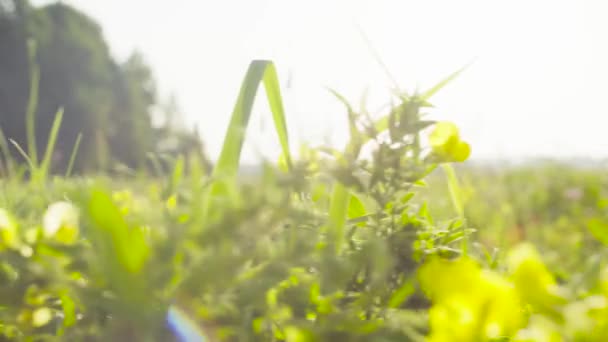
[1,60,608,342]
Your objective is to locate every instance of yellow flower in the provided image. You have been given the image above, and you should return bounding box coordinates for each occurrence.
[43,201,79,245]
[507,243,567,312]
[419,257,524,341]
[0,208,19,250]
[113,190,134,215]
[166,194,178,211]
[32,307,53,327]
[429,122,471,162]
[18,307,55,328]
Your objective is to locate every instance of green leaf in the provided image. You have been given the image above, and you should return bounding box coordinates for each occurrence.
[347,193,367,219]
[60,293,76,327]
[588,218,608,245]
[328,183,350,254]
[388,278,415,308]
[418,201,434,226]
[88,189,148,274]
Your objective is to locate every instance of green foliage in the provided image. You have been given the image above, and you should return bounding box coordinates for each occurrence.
[0,19,607,340]
[419,163,608,275]
[0,57,478,341]
[0,0,208,173]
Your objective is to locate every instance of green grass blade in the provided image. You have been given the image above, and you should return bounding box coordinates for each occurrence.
[203,60,292,220]
[9,139,34,170]
[328,88,362,155]
[214,60,291,177]
[65,133,82,177]
[420,61,473,101]
[328,183,350,254]
[354,23,401,93]
[170,155,185,192]
[213,62,265,178]
[26,39,40,167]
[39,108,64,180]
[442,164,467,255]
[87,188,148,274]
[262,62,292,169]
[0,127,15,177]
[442,164,464,217]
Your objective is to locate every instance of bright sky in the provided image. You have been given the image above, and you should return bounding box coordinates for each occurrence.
[36,0,608,162]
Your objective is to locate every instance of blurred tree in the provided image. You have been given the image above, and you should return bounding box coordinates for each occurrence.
[109,52,156,170]
[0,0,208,173]
[154,95,212,173]
[0,0,29,164]
[32,2,115,171]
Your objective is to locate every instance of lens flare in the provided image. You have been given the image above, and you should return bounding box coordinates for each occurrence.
[166,305,207,342]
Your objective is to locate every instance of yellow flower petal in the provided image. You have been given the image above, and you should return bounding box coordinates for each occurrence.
[32,307,53,327]
[429,122,471,162]
[43,202,79,244]
[0,208,19,249]
[507,243,566,311]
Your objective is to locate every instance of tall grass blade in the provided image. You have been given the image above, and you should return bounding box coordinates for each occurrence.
[0,127,15,177]
[328,88,361,154]
[9,139,33,170]
[262,63,292,169]
[214,60,291,177]
[39,108,64,181]
[442,164,464,217]
[203,60,292,220]
[354,23,401,93]
[420,61,473,101]
[328,183,350,254]
[25,39,40,167]
[442,164,467,255]
[65,133,82,177]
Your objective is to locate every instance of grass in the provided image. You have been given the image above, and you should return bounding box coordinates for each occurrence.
[0,54,608,342]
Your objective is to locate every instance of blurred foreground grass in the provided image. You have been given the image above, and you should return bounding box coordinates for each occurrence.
[420,163,608,276]
[1,60,608,341]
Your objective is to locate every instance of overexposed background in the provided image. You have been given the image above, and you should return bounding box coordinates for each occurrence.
[34,0,608,163]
